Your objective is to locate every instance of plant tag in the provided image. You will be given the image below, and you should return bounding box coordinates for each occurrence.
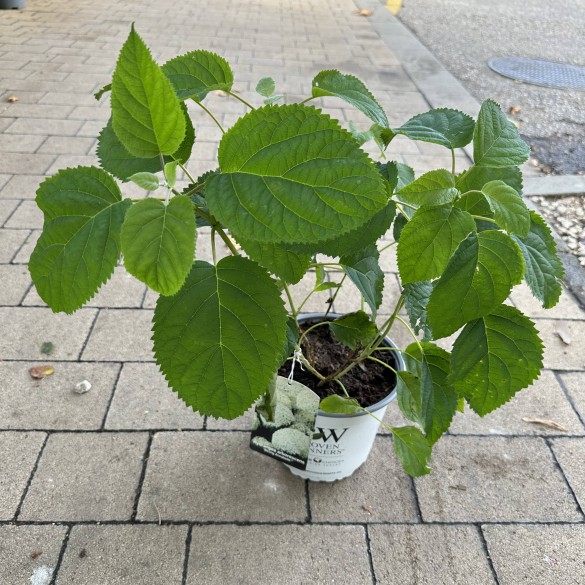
[250,376,320,470]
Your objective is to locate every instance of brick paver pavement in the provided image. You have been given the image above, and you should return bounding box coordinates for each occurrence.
[1,0,584,583]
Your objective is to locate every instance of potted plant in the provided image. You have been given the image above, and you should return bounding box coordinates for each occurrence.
[29,26,563,480]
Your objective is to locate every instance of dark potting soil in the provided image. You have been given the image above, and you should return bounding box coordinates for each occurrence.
[277,321,398,408]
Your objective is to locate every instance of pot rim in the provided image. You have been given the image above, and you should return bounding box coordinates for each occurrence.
[296,312,404,419]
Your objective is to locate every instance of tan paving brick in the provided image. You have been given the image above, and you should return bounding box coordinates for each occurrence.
[550,438,585,513]
[82,309,154,361]
[57,525,188,585]
[0,361,120,430]
[536,319,585,370]
[558,372,585,422]
[105,363,204,430]
[186,525,372,585]
[0,307,97,360]
[4,199,43,229]
[20,432,148,521]
[415,436,582,522]
[450,370,585,436]
[0,525,67,584]
[309,437,419,522]
[0,431,45,520]
[369,525,496,585]
[0,174,44,199]
[0,265,31,306]
[483,525,585,585]
[137,432,307,522]
[0,229,29,264]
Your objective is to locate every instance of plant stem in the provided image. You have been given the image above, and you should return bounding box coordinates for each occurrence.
[395,315,424,354]
[451,148,456,175]
[211,228,217,264]
[299,355,326,381]
[195,101,225,133]
[177,161,197,185]
[227,90,256,110]
[471,215,498,224]
[282,283,297,317]
[324,273,346,317]
[298,96,316,105]
[194,207,240,257]
[378,241,397,253]
[366,355,398,375]
[298,320,330,349]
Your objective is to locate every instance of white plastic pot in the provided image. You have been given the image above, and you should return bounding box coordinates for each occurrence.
[286,313,404,482]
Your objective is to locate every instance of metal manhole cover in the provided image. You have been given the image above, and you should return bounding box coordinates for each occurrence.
[488,56,585,90]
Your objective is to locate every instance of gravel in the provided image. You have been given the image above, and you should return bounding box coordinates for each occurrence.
[529,196,585,266]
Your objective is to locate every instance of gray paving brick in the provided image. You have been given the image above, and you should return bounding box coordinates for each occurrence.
[37,135,95,155]
[415,436,582,522]
[0,228,30,262]
[309,437,419,522]
[0,103,74,119]
[82,309,154,361]
[0,431,45,520]
[4,199,43,229]
[483,525,585,585]
[186,525,372,585]
[0,134,46,153]
[0,306,97,360]
[0,264,31,305]
[76,120,105,137]
[0,152,55,175]
[558,372,585,422]
[45,154,98,175]
[369,525,496,585]
[39,92,96,106]
[511,283,585,320]
[20,432,148,521]
[0,361,120,430]
[0,198,19,227]
[56,525,188,585]
[5,117,83,136]
[450,370,585,436]
[537,320,585,370]
[137,432,307,522]
[24,266,146,308]
[0,174,44,199]
[550,438,585,513]
[105,363,204,430]
[206,407,255,430]
[0,525,67,584]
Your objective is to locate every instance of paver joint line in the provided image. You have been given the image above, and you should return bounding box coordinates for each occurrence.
[364,524,378,585]
[13,433,48,523]
[477,524,502,585]
[131,432,155,522]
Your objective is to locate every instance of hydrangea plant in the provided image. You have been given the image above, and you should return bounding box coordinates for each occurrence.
[29,26,564,476]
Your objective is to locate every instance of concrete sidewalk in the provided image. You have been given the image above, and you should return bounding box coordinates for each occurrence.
[1,0,584,583]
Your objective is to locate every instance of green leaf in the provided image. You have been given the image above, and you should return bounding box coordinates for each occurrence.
[405,343,456,445]
[97,108,194,181]
[340,245,384,316]
[391,426,432,476]
[206,104,389,245]
[473,99,530,168]
[512,211,564,308]
[235,236,311,284]
[162,50,234,101]
[396,163,415,191]
[427,231,525,338]
[264,94,284,106]
[454,190,492,217]
[164,161,178,188]
[456,165,523,195]
[291,202,395,258]
[397,169,459,208]
[282,316,299,364]
[397,205,476,284]
[377,161,399,192]
[153,257,288,418]
[393,213,407,242]
[403,281,433,341]
[481,180,530,236]
[29,166,131,314]
[394,108,475,149]
[319,394,362,415]
[451,305,543,415]
[94,83,111,101]
[396,371,423,425]
[111,26,186,158]
[256,77,276,97]
[128,172,160,191]
[312,70,388,128]
[328,311,378,349]
[121,195,195,296]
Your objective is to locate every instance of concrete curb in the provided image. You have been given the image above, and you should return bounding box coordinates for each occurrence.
[355,0,585,307]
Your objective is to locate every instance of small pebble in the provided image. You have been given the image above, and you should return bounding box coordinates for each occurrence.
[74,380,92,394]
